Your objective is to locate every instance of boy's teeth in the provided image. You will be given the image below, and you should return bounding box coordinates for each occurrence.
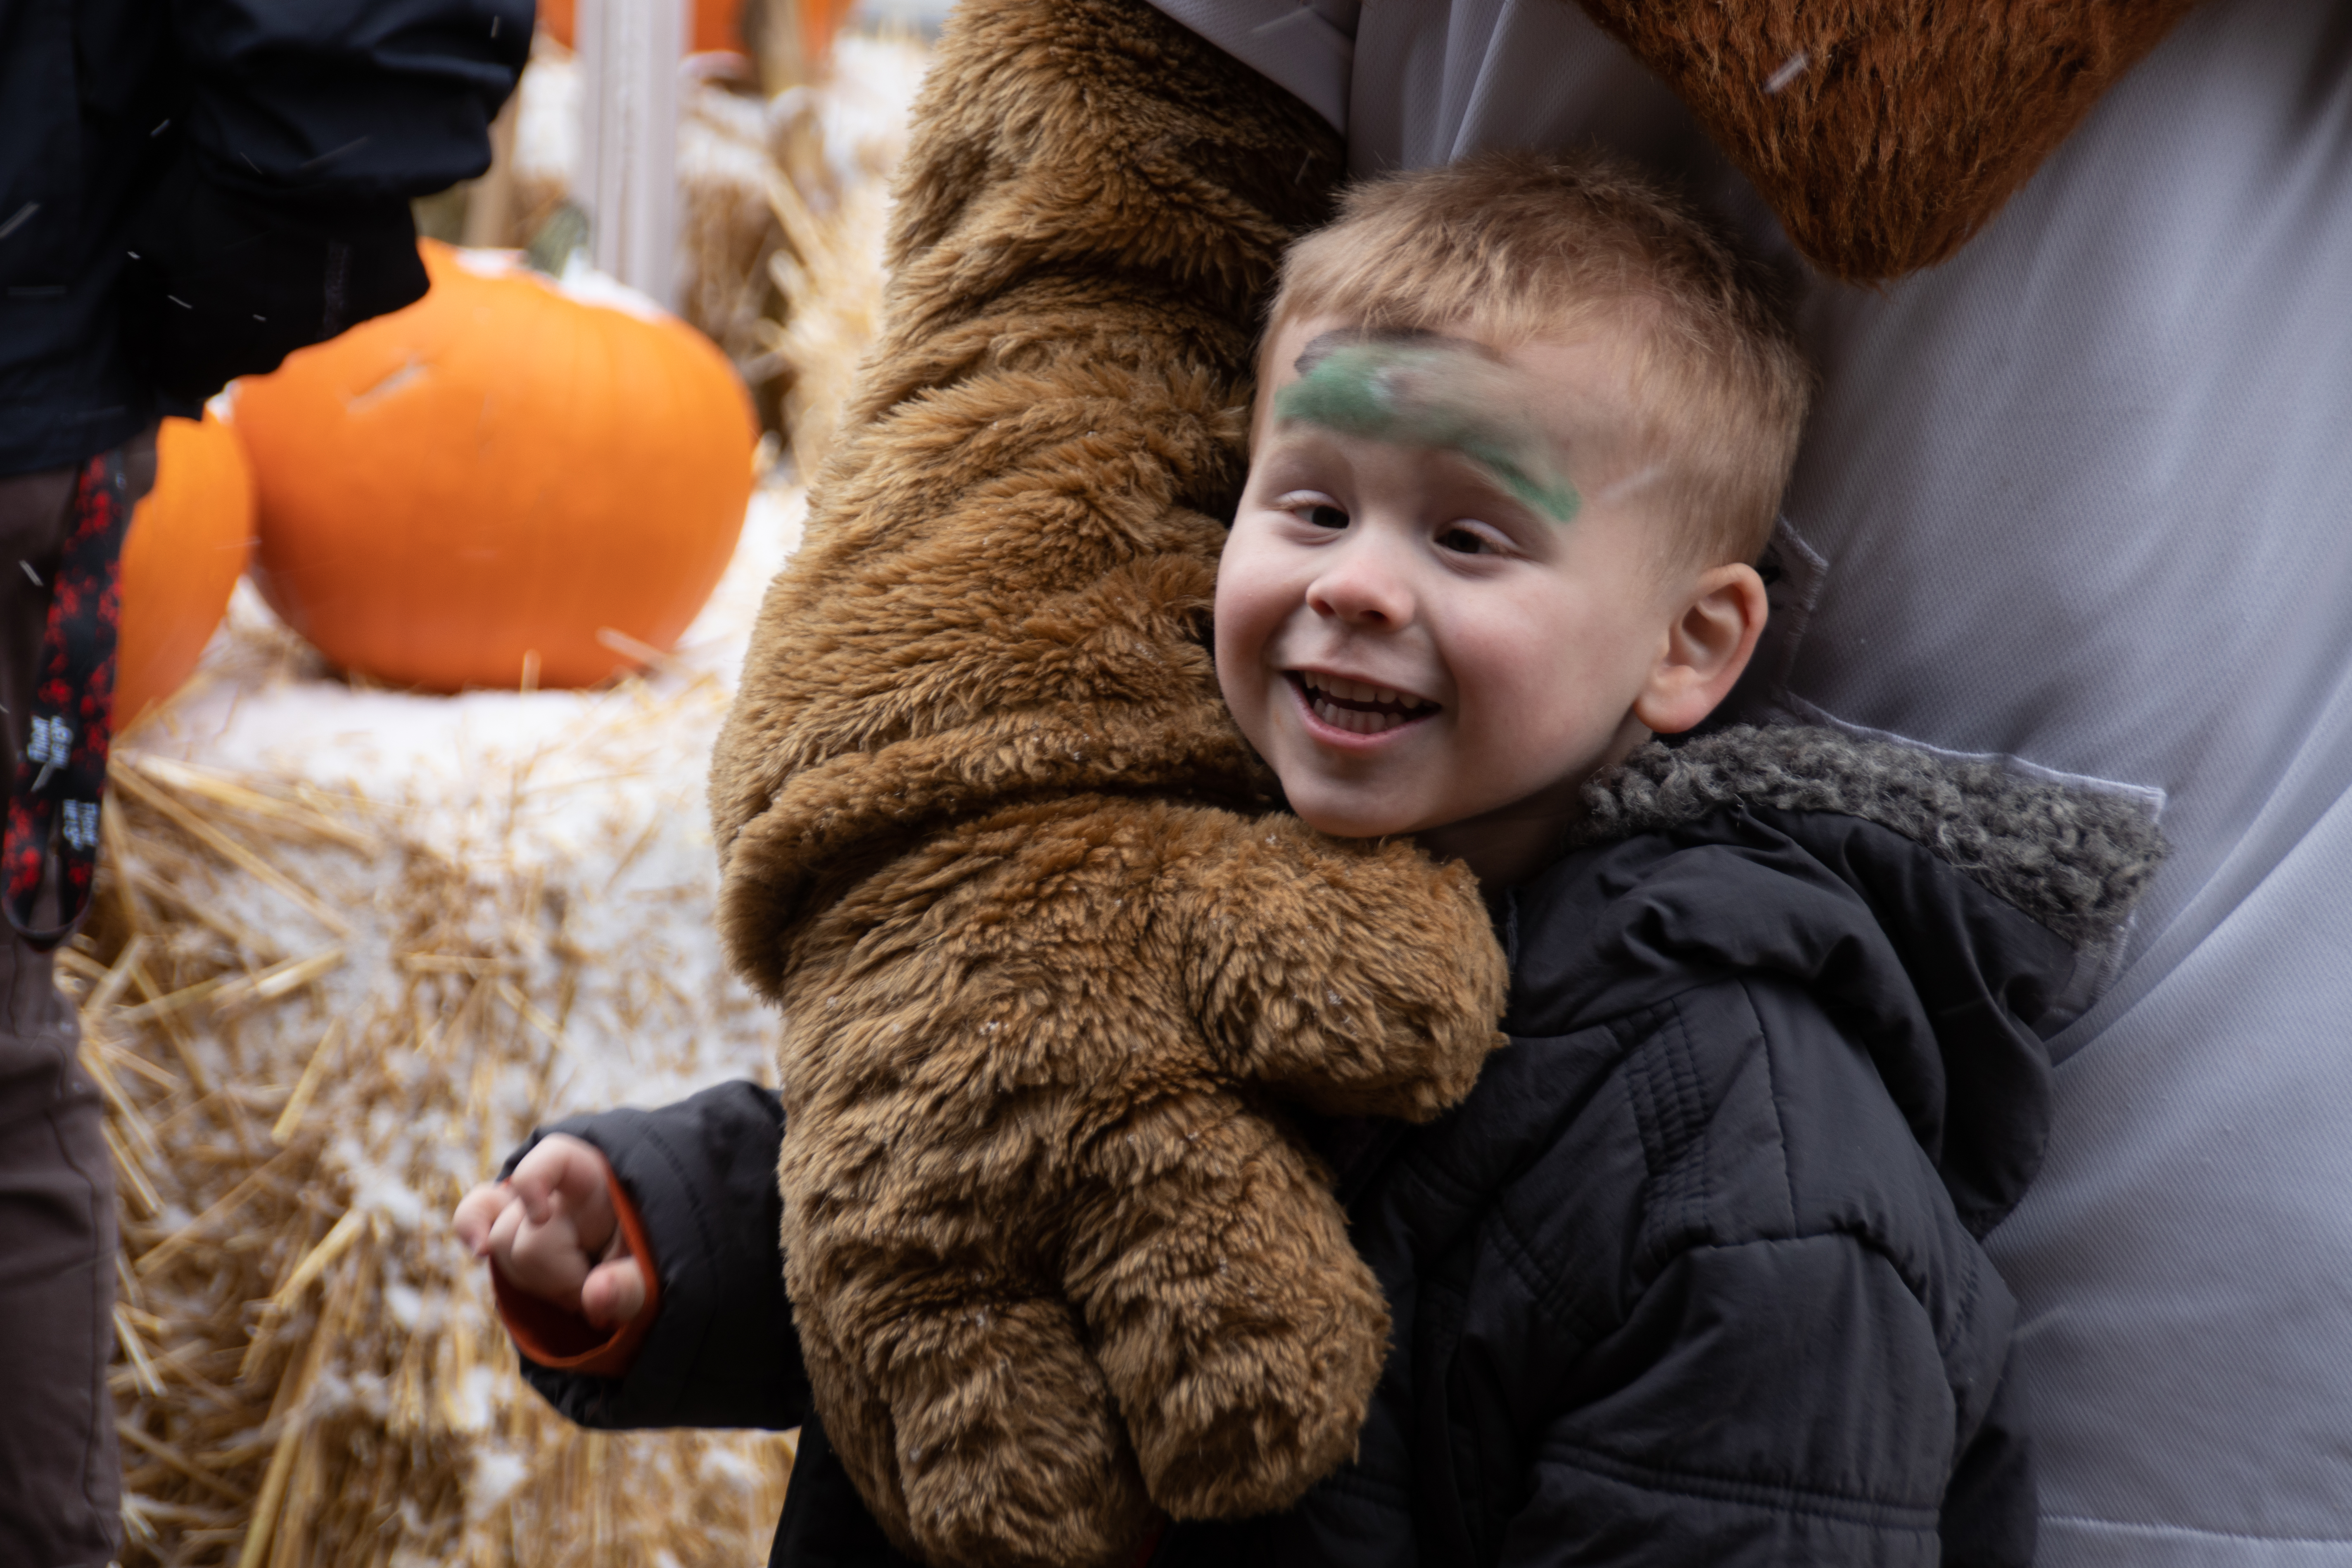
[1310,692,1410,734]
[1299,673,1435,728]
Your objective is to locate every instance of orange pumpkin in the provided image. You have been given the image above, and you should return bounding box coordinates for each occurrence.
[115,412,255,730]
[233,242,755,692]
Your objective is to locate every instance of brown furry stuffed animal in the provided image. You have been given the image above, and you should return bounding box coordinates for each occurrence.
[710,0,2221,1563]
[707,4,1504,1565]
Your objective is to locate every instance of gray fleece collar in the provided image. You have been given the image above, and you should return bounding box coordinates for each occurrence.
[1576,725,2167,950]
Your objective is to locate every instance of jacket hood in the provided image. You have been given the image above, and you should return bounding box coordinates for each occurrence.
[1504,725,2167,1234]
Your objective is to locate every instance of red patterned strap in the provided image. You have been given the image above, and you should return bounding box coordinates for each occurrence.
[5,450,132,949]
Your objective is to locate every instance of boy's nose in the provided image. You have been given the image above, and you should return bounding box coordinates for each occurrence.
[1305,543,1415,629]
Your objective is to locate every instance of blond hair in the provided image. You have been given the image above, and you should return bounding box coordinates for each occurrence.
[1267,149,1811,566]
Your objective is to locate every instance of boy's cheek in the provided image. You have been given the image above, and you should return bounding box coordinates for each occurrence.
[1210,582,1244,712]
[1213,515,1323,761]
[1213,638,1272,761]
[1210,541,1268,716]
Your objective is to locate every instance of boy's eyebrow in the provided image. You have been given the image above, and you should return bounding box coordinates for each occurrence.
[1293,327,1482,377]
[1274,339,1581,524]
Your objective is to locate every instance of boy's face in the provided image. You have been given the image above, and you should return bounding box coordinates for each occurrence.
[1216,314,1752,877]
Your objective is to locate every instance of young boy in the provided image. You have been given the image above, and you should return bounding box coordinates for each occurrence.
[459,152,2158,1566]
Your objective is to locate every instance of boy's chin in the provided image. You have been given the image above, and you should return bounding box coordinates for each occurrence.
[1284,793,1425,841]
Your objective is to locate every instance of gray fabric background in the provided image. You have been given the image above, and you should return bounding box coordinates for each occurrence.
[1148,0,2352,1560]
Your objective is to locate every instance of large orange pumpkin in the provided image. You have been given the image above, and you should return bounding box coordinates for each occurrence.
[116,412,255,730]
[233,242,755,692]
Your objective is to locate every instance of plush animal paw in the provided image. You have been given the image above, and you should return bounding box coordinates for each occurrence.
[770,797,1505,1566]
[1178,813,1507,1122]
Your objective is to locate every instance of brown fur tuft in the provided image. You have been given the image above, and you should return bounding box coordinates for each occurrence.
[708,2,1505,1563]
[1576,0,2205,280]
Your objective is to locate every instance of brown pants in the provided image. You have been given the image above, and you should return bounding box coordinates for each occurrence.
[0,433,154,1568]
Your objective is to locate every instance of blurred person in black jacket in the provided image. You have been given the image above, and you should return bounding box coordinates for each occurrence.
[0,0,526,1558]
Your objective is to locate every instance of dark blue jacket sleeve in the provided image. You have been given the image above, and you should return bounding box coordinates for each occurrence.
[174,0,532,198]
[504,1080,811,1433]
[116,0,532,403]
[2,0,532,460]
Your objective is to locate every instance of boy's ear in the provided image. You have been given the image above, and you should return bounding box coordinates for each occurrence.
[1632,563,1769,736]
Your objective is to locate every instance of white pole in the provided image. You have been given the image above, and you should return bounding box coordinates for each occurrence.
[575,0,685,308]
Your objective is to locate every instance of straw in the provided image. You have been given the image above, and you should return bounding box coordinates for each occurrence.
[91,736,800,1568]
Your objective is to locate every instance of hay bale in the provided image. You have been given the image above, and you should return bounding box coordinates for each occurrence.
[83,717,792,1564]
[83,492,818,1567]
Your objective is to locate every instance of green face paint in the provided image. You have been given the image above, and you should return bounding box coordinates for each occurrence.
[1273,339,1581,523]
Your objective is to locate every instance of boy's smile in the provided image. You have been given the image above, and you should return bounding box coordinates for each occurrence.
[1216,315,1765,886]
[1288,670,1439,735]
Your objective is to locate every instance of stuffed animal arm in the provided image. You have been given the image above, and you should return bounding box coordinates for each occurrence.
[708,4,1506,1566]
[763,794,1505,1568]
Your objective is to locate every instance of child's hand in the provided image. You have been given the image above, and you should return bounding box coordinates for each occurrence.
[454,1134,647,1327]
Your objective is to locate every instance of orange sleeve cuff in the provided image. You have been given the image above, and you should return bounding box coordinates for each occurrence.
[492,1164,662,1377]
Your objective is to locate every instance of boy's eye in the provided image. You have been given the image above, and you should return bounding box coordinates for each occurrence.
[1307,503,1348,530]
[1437,524,1496,554]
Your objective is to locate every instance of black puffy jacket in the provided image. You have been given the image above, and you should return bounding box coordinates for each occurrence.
[0,0,529,474]
[515,727,2163,1568]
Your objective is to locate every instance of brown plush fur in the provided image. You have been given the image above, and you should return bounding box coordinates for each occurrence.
[710,0,2201,1560]
[1576,0,2206,279]
[708,3,1505,1564]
